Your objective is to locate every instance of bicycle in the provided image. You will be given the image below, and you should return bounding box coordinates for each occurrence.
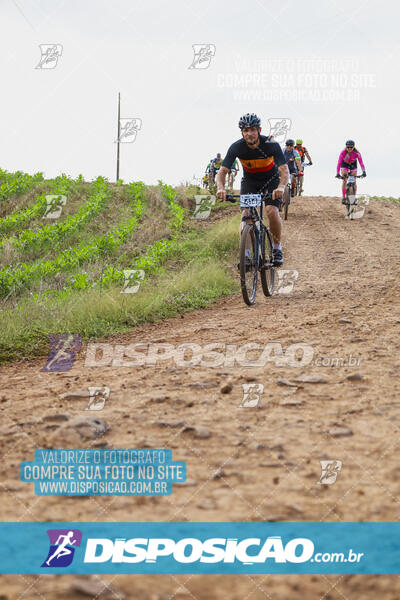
[298,162,311,196]
[226,193,276,305]
[337,173,364,219]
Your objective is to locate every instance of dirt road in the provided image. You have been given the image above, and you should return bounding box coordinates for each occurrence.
[1,195,400,599]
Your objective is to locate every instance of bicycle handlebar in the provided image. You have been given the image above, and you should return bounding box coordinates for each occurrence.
[336,174,364,179]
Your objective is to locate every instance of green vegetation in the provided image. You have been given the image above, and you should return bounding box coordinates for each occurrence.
[0,174,81,247]
[370,196,400,204]
[0,175,240,363]
[0,181,146,298]
[0,170,44,201]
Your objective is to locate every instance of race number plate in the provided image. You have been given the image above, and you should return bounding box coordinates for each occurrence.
[348,175,356,183]
[240,194,262,208]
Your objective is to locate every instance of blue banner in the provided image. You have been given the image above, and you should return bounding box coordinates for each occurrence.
[0,523,399,574]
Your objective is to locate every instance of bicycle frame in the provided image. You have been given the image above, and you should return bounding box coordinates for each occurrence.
[339,173,363,197]
[227,193,265,226]
[240,194,273,271]
[226,193,268,260]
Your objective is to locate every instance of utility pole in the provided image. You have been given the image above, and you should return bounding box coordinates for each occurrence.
[116,92,121,181]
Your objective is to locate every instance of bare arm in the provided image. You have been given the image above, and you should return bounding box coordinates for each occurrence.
[305,150,312,163]
[272,164,289,200]
[278,164,289,188]
[216,166,229,199]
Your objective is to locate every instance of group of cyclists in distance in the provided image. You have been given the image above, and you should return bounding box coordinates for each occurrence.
[205,112,366,268]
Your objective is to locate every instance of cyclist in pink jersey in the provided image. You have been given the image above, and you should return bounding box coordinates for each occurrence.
[336,140,366,202]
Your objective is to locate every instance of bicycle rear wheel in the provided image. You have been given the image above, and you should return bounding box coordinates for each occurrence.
[260,228,275,297]
[240,224,258,305]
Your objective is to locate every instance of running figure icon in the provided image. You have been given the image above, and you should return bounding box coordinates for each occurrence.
[41,334,82,372]
[46,531,77,566]
[41,528,82,568]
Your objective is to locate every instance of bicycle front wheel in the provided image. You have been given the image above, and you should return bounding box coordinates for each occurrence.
[284,185,290,220]
[346,184,356,218]
[260,228,275,297]
[291,177,297,197]
[240,224,258,305]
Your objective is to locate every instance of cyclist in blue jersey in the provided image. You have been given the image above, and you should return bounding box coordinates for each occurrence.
[283,139,302,193]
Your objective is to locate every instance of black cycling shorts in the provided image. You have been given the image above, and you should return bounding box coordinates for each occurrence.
[340,160,357,171]
[240,175,281,209]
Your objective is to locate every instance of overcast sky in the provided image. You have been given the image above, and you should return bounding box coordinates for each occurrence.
[1,0,399,196]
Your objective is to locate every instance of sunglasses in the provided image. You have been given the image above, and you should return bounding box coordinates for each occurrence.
[346,146,354,149]
[286,144,294,147]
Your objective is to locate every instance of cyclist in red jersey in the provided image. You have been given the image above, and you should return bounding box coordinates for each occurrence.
[216,113,289,267]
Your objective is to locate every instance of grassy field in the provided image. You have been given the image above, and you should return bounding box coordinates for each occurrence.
[0,173,240,363]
